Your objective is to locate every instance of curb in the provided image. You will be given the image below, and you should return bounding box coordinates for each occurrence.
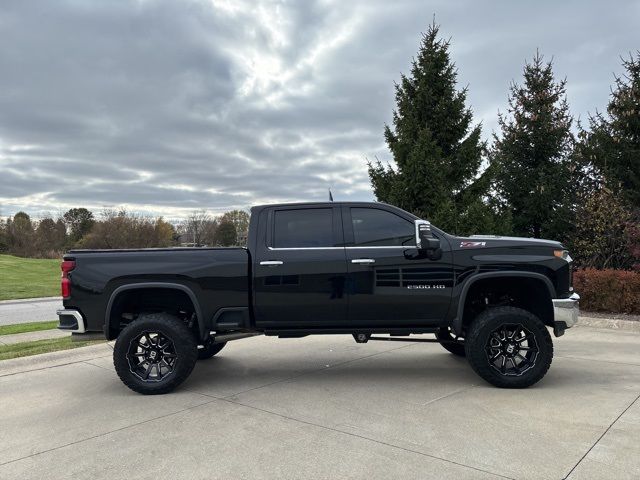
[0,329,69,346]
[577,315,640,333]
[0,296,62,306]
[0,342,113,377]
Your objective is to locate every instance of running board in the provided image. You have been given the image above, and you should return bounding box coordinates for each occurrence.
[368,336,446,343]
[265,327,439,337]
[211,332,262,344]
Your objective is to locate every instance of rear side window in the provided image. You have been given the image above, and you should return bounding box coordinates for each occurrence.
[273,208,333,248]
[351,208,414,246]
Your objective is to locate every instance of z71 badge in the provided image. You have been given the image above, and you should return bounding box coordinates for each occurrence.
[460,241,486,248]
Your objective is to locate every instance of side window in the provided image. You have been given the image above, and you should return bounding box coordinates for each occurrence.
[351,208,414,246]
[273,208,334,248]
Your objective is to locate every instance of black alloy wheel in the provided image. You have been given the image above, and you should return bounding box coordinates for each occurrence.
[114,312,198,395]
[465,306,553,388]
[485,323,538,376]
[127,331,178,382]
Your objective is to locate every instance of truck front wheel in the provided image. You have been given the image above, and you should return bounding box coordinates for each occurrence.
[113,312,198,395]
[465,307,553,388]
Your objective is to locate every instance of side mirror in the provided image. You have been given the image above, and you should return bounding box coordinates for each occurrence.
[415,219,440,251]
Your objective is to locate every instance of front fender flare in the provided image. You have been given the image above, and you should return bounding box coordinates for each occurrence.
[451,271,556,336]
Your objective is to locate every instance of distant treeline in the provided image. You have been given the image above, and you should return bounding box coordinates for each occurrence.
[0,208,249,258]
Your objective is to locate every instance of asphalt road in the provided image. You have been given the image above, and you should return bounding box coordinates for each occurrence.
[0,297,61,326]
[0,326,638,479]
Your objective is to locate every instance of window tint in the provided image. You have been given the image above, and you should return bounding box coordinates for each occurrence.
[273,208,334,248]
[351,208,414,246]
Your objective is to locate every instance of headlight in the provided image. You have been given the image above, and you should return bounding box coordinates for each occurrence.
[554,250,573,262]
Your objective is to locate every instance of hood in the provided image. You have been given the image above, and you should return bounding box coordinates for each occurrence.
[455,235,564,249]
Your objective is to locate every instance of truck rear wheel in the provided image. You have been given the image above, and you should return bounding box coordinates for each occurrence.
[435,327,466,356]
[198,341,227,360]
[465,307,553,388]
[113,312,198,395]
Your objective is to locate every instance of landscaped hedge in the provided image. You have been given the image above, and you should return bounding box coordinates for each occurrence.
[573,268,640,314]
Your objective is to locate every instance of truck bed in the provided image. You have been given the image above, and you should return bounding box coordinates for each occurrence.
[63,247,250,338]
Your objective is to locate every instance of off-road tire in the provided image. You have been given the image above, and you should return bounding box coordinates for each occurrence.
[198,341,227,360]
[114,312,198,395]
[435,327,466,357]
[465,307,553,388]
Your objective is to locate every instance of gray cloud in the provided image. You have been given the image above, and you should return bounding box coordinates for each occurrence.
[1,0,638,220]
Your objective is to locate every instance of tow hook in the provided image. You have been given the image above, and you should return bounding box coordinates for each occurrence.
[353,333,371,343]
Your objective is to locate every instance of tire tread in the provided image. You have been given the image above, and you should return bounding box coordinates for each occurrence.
[113,312,198,395]
[465,306,553,388]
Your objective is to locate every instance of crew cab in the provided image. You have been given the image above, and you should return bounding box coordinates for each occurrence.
[57,202,579,394]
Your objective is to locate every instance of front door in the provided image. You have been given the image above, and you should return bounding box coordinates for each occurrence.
[253,206,348,328]
[343,206,453,326]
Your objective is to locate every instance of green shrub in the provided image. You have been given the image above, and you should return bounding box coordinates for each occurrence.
[574,268,640,314]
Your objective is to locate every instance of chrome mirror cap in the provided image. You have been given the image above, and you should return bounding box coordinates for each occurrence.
[414,219,431,249]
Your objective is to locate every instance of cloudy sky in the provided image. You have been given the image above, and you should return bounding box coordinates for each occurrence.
[1,0,638,220]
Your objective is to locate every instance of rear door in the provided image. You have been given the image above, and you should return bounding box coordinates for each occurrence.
[343,205,453,326]
[253,206,348,328]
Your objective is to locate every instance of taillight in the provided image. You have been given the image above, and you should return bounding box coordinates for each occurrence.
[61,260,76,298]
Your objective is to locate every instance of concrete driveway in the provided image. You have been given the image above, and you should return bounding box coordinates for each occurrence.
[0,325,638,480]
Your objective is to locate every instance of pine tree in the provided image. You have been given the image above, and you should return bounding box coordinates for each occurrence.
[582,53,640,209]
[368,23,504,235]
[491,52,574,240]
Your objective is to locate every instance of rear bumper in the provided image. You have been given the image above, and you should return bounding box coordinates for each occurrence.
[57,309,86,333]
[552,293,580,336]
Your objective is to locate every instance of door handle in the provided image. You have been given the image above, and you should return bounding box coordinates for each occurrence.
[351,258,375,264]
[260,260,284,266]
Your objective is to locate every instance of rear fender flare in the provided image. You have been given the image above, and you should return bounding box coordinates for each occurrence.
[105,282,205,341]
[452,272,556,336]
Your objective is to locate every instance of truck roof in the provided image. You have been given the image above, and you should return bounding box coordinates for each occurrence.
[252,201,393,210]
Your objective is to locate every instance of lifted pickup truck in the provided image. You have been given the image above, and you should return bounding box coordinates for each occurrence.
[58,202,579,394]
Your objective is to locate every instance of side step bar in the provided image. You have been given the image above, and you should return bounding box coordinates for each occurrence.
[211,332,262,344]
[265,327,440,337]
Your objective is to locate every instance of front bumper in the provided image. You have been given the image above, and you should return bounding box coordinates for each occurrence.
[552,293,580,336]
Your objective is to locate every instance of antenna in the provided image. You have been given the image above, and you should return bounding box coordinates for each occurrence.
[328,188,334,202]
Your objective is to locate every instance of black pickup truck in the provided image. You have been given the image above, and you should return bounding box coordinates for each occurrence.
[58,201,579,394]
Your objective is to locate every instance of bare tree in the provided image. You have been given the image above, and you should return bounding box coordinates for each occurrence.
[81,209,175,249]
[182,210,211,246]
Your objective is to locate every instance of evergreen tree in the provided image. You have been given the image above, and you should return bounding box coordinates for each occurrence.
[368,22,504,235]
[581,53,640,208]
[572,186,635,269]
[491,53,574,240]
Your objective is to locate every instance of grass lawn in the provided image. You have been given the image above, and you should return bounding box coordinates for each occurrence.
[0,337,105,361]
[0,254,60,301]
[0,320,59,336]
